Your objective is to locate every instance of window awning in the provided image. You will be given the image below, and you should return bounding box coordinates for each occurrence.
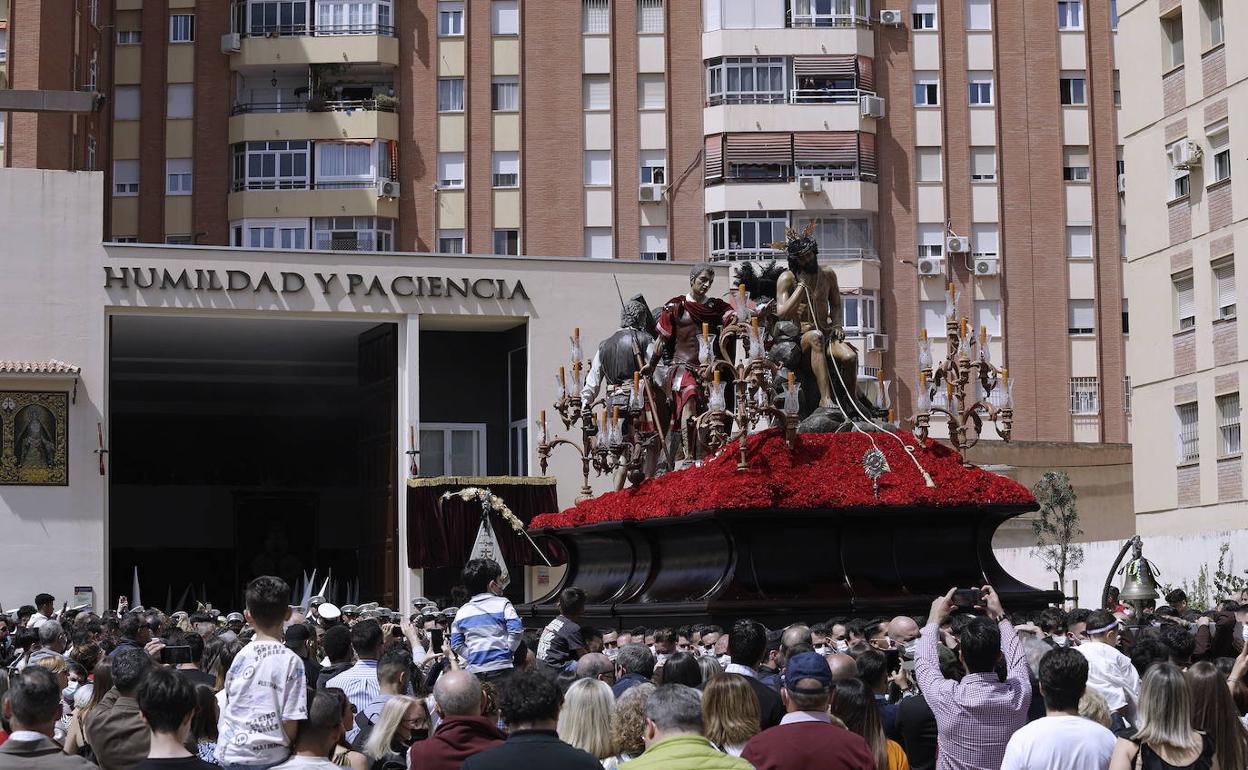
[725,133,792,165]
[792,55,857,78]
[793,132,857,165]
[857,56,875,91]
[705,135,723,180]
[859,132,877,177]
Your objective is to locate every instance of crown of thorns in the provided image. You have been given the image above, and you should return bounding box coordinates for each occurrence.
[770,221,818,256]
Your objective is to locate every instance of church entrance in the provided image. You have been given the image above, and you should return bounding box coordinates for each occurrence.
[108,315,398,612]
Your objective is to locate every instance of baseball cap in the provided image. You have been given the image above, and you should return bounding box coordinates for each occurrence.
[782,651,833,694]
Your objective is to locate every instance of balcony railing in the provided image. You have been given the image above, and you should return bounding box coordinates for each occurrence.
[787,11,871,28]
[240,23,394,38]
[707,88,874,108]
[230,178,385,192]
[709,246,877,263]
[314,234,381,251]
[231,98,396,115]
[715,168,878,184]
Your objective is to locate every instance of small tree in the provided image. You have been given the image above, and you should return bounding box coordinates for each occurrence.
[1031,471,1085,596]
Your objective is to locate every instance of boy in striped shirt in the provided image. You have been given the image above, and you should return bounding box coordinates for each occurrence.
[450,559,523,683]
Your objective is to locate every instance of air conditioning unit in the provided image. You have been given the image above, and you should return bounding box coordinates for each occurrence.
[974,256,1000,276]
[376,179,400,198]
[220,32,241,54]
[859,95,886,119]
[638,184,662,202]
[879,9,904,26]
[866,333,889,352]
[917,256,945,277]
[798,175,823,194]
[1170,140,1203,170]
[1117,173,1126,193]
[946,235,970,254]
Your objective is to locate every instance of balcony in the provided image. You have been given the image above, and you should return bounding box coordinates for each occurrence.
[710,246,877,263]
[705,90,877,134]
[706,175,878,215]
[231,26,398,69]
[229,100,398,143]
[703,26,872,60]
[227,184,397,220]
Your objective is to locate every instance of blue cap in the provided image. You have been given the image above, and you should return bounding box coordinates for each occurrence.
[782,651,833,693]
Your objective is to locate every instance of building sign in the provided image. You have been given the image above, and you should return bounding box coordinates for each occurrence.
[103,267,530,301]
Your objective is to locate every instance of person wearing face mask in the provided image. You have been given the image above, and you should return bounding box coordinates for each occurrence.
[723,620,785,730]
[698,627,724,659]
[651,629,676,670]
[601,630,620,662]
[362,696,427,770]
[448,559,522,685]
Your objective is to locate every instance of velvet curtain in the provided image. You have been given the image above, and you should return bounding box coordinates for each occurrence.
[406,476,560,569]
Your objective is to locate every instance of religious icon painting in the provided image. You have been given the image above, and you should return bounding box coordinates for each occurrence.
[0,391,69,485]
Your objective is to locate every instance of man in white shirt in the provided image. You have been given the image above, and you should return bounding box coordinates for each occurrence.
[27,594,55,630]
[1074,610,1140,723]
[1002,646,1115,770]
[270,693,344,770]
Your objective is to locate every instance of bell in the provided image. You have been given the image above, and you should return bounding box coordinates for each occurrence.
[1120,557,1159,605]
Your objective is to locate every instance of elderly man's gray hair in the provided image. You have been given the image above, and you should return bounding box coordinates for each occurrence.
[615,643,655,678]
[433,670,484,716]
[644,684,703,734]
[37,621,63,646]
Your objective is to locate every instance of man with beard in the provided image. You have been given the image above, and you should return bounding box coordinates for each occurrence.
[774,224,861,413]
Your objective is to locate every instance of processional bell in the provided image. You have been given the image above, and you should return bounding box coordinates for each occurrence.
[1119,535,1160,606]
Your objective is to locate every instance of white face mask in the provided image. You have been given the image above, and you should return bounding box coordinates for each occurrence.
[814,645,830,656]
[1052,635,1070,647]
[1241,624,1248,642]
[902,639,918,659]
[606,647,619,661]
[834,640,849,653]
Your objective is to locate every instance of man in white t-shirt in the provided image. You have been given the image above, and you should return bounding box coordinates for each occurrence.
[216,576,308,770]
[270,692,345,770]
[1001,646,1116,770]
[1074,610,1140,722]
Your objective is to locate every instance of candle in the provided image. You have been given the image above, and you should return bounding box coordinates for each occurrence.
[946,380,954,399]
[540,409,546,425]
[559,366,566,386]
[612,406,620,421]
[920,369,927,386]
[1001,368,1009,389]
[713,369,720,384]
[574,327,580,341]
[739,284,747,302]
[702,322,710,339]
[888,409,895,423]
[633,371,640,388]
[788,371,795,388]
[960,317,968,337]
[948,281,956,300]
[751,316,759,330]
[980,325,988,347]
[922,328,928,342]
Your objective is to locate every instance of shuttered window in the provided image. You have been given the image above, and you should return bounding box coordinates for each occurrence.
[1068,299,1095,335]
[1214,260,1236,318]
[705,135,723,181]
[1174,271,1195,330]
[1177,402,1199,463]
[1218,392,1241,456]
[725,133,792,165]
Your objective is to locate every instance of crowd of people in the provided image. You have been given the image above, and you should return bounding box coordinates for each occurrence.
[0,565,1246,770]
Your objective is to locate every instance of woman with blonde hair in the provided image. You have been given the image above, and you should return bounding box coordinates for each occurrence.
[1108,662,1216,770]
[697,654,724,684]
[1187,661,1246,770]
[362,695,428,769]
[702,673,759,757]
[556,678,615,760]
[604,682,655,769]
[1078,687,1112,729]
[831,678,909,770]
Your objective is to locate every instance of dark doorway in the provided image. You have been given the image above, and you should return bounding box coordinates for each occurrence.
[108,316,398,612]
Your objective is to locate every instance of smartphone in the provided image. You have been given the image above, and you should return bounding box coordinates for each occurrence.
[160,645,192,665]
[391,625,405,638]
[429,628,444,651]
[953,588,982,610]
[883,647,901,674]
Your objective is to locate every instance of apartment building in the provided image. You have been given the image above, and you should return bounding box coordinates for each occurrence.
[1121,0,1243,536]
[0,0,109,169]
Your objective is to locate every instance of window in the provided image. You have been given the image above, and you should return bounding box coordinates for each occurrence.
[492,0,519,34]
[584,150,612,185]
[583,0,610,33]
[916,148,942,182]
[705,57,786,106]
[975,300,1002,337]
[437,152,465,188]
[709,210,788,257]
[87,49,99,90]
[585,227,613,259]
[638,74,665,110]
[166,159,192,194]
[1057,0,1082,29]
[1162,13,1184,69]
[437,229,464,254]
[169,14,194,42]
[842,290,878,334]
[1066,225,1093,258]
[233,219,309,249]
[419,424,485,477]
[165,235,193,244]
[1208,120,1230,183]
[1060,72,1087,105]
[794,215,875,257]
[494,229,519,255]
[1176,402,1200,463]
[1122,298,1129,334]
[0,30,6,61]
[113,160,139,195]
[117,30,142,44]
[640,150,666,185]
[312,216,393,251]
[918,223,944,258]
[968,72,993,106]
[1070,378,1099,415]
[1218,392,1241,456]
[1174,271,1195,330]
[583,76,611,111]
[113,237,139,243]
[86,137,96,170]
[971,147,997,181]
[315,0,391,34]
[972,224,998,257]
[640,225,668,261]
[1063,146,1090,181]
[1203,0,1223,48]
[114,86,140,120]
[914,72,939,106]
[1068,299,1095,334]
[1113,70,1121,107]
[1110,0,1118,29]
[316,141,384,186]
[921,300,947,339]
[1170,140,1191,199]
[491,77,519,111]
[1214,259,1235,319]
[638,0,663,32]
[492,151,519,187]
[167,84,194,118]
[437,78,464,112]
[245,0,309,35]
[965,0,991,30]
[437,2,463,35]
[231,140,310,190]
[89,0,99,26]
[912,0,936,29]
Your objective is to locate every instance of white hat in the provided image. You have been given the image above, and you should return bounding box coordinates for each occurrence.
[317,602,342,621]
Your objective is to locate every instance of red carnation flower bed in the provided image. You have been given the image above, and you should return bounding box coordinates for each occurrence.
[528,429,1034,530]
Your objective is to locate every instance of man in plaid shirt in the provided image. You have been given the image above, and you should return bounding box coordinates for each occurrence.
[915,586,1032,770]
